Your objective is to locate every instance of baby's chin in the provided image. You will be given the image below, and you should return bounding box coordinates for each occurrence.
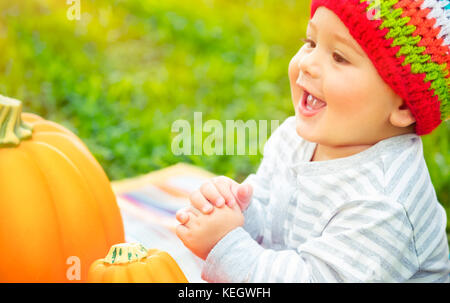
[294,113,324,144]
[294,113,309,140]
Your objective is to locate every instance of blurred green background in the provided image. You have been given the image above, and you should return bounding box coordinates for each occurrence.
[0,0,448,240]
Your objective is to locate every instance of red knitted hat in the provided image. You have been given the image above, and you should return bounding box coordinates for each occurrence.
[310,0,450,135]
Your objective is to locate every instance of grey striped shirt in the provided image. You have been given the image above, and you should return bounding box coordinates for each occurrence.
[201,116,450,282]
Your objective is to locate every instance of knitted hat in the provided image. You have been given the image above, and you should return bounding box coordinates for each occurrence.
[310,0,450,135]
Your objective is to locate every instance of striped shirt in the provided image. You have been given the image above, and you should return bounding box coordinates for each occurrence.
[201,116,450,282]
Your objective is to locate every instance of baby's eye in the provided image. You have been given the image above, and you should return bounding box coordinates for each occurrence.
[302,38,349,64]
[302,38,316,48]
[333,53,348,64]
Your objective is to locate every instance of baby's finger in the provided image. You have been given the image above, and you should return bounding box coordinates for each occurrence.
[175,224,189,241]
[186,205,202,217]
[200,181,225,207]
[183,206,204,228]
[212,175,239,186]
[175,208,190,224]
[189,190,214,214]
[212,177,236,207]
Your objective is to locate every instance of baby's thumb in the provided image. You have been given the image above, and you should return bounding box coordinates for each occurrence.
[232,183,253,210]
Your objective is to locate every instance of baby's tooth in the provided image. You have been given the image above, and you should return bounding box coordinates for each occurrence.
[312,98,317,106]
[307,95,313,102]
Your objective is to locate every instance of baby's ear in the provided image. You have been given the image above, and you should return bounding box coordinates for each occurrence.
[389,98,416,128]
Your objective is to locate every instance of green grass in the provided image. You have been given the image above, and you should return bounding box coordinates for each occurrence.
[0,0,448,241]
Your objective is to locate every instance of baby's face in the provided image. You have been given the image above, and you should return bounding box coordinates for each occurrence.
[289,7,405,146]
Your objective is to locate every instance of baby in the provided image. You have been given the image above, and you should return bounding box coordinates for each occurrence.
[175,0,450,282]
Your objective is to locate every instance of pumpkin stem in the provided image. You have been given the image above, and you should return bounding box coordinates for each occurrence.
[103,243,149,264]
[0,95,33,147]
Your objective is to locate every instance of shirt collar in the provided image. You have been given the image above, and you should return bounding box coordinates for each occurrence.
[288,133,421,177]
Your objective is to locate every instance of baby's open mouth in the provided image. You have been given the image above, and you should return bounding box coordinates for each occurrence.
[305,91,326,110]
[298,90,326,117]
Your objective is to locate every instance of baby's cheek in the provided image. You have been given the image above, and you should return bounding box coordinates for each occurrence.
[288,55,300,83]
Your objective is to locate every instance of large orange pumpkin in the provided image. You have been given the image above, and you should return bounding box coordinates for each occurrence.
[0,95,125,282]
[88,243,189,283]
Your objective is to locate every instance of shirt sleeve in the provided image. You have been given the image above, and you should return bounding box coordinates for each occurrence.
[201,197,419,282]
[239,121,281,243]
[240,173,271,243]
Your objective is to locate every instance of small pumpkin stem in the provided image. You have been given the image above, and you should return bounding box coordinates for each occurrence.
[103,243,148,264]
[0,95,33,147]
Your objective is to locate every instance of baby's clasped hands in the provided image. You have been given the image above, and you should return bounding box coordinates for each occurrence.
[175,176,253,260]
[176,176,253,221]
